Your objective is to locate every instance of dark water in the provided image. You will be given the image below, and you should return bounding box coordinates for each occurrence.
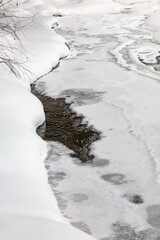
[32,85,101,162]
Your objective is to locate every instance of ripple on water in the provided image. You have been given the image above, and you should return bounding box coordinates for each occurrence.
[32,86,101,162]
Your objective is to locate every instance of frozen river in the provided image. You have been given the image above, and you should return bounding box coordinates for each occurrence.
[36,3,160,239]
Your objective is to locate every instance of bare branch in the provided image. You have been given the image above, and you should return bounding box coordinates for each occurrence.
[0,0,32,78]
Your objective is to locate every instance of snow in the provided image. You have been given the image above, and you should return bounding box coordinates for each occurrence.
[2,0,160,239]
[145,9,160,44]
[34,0,160,239]
[0,0,96,239]
[44,0,123,14]
[115,0,159,5]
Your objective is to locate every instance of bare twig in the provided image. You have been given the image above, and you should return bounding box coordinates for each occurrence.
[0,0,32,78]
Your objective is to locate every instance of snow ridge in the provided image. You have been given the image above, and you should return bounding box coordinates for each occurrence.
[0,0,96,239]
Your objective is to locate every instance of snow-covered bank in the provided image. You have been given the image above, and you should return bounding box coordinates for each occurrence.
[0,1,96,239]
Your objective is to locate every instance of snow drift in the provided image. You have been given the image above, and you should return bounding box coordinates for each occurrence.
[0,0,96,239]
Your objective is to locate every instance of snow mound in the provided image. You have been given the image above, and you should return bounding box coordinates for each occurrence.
[0,1,96,240]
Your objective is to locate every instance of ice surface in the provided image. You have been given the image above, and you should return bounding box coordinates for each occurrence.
[145,10,160,44]
[43,0,123,14]
[35,1,160,239]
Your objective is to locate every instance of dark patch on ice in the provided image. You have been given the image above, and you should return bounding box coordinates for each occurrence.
[91,158,110,167]
[101,173,126,185]
[72,158,110,168]
[72,193,88,203]
[124,194,143,204]
[71,221,92,235]
[47,169,67,187]
[60,88,104,106]
[100,238,110,240]
[45,164,50,170]
[147,205,160,229]
[53,171,67,181]
[52,12,63,17]
[110,223,160,240]
[141,228,160,240]
[48,176,55,185]
[51,22,59,29]
[32,86,101,162]
[111,222,143,240]
[54,191,68,212]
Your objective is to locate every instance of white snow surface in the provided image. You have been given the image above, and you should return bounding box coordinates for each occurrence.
[145,9,160,44]
[0,0,95,239]
[2,0,160,240]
